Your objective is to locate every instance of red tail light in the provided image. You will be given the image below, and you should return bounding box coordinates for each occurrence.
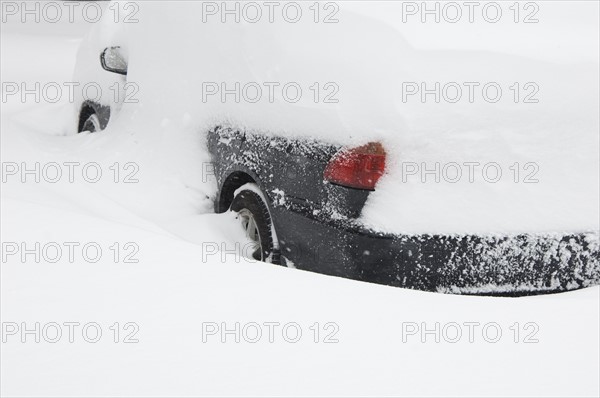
[324,142,386,190]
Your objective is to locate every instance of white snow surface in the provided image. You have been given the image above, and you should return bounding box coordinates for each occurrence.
[73,1,599,234]
[1,2,600,397]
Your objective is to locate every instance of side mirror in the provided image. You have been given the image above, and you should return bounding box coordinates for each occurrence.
[100,46,128,75]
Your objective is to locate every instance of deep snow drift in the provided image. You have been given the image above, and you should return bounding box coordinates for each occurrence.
[72,1,599,235]
[1,2,599,396]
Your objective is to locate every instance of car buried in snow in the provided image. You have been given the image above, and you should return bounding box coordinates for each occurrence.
[73,7,600,296]
[204,126,600,295]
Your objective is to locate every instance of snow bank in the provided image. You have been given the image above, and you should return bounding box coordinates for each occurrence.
[2,195,599,397]
[91,1,599,235]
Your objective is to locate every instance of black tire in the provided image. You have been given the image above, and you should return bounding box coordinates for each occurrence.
[80,112,101,133]
[230,189,276,263]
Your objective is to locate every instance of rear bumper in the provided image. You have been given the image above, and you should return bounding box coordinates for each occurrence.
[271,206,600,296]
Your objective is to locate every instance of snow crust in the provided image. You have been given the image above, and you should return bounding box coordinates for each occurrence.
[70,1,600,234]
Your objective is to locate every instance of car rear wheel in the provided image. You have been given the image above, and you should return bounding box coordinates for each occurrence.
[230,185,276,263]
[80,112,101,133]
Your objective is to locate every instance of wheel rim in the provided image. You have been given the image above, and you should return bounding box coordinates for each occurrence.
[82,113,101,133]
[237,208,263,261]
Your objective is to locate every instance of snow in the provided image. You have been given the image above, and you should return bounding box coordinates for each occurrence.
[2,194,599,397]
[1,2,599,396]
[68,0,599,235]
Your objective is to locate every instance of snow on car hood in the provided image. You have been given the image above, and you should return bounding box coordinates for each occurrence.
[82,1,599,235]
